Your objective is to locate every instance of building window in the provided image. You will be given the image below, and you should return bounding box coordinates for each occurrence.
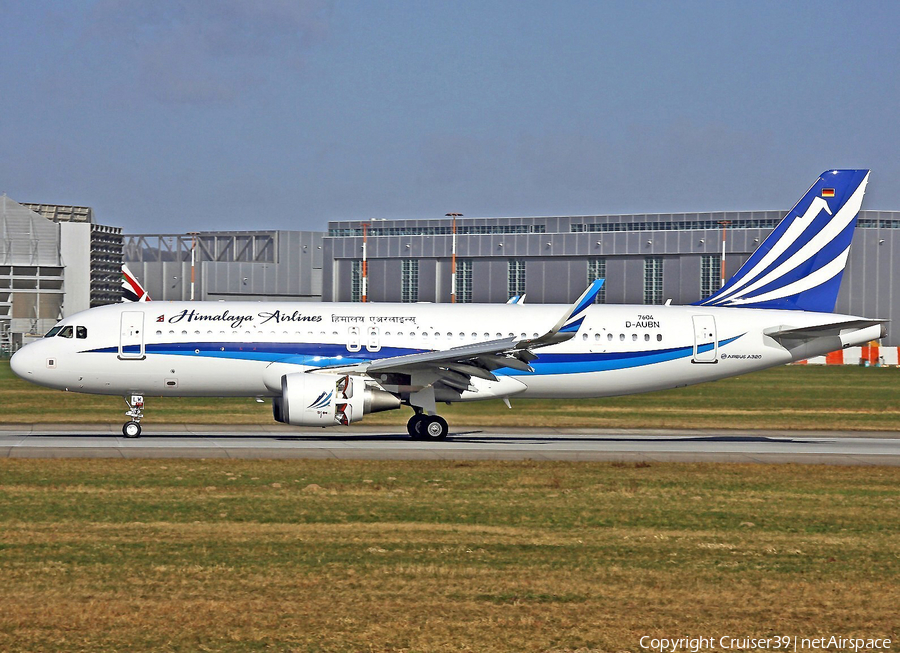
[401,259,418,303]
[700,255,721,299]
[350,260,362,302]
[587,258,606,303]
[643,257,663,305]
[508,259,526,298]
[456,259,473,303]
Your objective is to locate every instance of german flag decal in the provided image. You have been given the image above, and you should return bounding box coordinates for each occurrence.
[822,188,835,197]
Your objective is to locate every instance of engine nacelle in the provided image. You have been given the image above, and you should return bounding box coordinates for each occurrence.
[273,373,400,427]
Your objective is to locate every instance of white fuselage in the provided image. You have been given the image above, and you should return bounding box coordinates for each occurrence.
[10,301,881,400]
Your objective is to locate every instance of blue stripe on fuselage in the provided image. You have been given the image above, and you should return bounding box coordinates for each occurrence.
[85,334,744,375]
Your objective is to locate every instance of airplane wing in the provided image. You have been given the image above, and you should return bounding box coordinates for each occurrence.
[318,279,605,392]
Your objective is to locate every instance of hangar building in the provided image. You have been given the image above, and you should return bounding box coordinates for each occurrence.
[1,196,122,353]
[117,210,898,348]
[323,210,900,346]
[123,231,324,302]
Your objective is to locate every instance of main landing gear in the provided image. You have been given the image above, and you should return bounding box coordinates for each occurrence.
[406,411,449,440]
[123,394,144,438]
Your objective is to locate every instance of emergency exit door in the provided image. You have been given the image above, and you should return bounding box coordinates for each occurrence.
[119,311,145,360]
[692,315,718,363]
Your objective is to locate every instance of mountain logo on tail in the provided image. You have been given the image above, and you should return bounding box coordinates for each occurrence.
[696,169,869,313]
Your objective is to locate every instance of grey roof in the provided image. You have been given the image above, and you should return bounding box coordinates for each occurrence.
[0,195,61,266]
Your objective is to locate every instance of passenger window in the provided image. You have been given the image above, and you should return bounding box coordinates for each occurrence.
[607,333,613,341]
[632,334,638,341]
[58,326,74,338]
[76,326,87,339]
[657,334,663,342]
[644,334,650,342]
[44,326,62,338]
[619,333,625,341]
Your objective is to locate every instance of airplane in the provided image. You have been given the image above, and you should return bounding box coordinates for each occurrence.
[121,264,151,302]
[9,169,886,439]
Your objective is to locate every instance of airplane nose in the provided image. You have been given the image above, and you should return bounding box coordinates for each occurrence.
[10,346,34,380]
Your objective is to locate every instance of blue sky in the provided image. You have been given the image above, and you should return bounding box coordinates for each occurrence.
[1,1,897,233]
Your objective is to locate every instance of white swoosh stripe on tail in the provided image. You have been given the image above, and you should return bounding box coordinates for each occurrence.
[721,245,851,306]
[710,179,866,304]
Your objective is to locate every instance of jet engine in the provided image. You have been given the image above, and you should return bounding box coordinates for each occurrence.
[273,373,400,427]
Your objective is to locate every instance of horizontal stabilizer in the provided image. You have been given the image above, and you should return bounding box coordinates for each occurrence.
[764,319,888,343]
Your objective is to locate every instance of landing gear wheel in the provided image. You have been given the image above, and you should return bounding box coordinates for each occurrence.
[422,415,449,440]
[123,421,142,438]
[407,414,426,439]
[123,395,144,439]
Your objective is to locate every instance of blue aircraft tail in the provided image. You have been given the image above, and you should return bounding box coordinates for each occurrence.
[695,169,870,312]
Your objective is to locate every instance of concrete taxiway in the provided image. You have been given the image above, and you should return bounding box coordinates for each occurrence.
[1,425,899,465]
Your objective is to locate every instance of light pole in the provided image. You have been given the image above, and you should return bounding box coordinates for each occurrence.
[188,232,198,300]
[717,220,731,288]
[361,221,368,302]
[445,213,462,303]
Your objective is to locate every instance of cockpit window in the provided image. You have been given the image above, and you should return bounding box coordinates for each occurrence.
[44,326,62,338]
[58,326,74,338]
[76,326,87,339]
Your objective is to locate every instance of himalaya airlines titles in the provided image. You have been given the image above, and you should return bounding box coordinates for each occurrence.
[166,309,324,329]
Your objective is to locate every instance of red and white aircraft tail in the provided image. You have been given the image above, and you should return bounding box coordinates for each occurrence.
[121,264,150,302]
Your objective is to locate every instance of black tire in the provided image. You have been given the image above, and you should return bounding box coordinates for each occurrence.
[123,421,142,438]
[407,414,425,439]
[422,415,449,440]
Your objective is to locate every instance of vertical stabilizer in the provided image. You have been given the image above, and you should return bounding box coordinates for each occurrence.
[696,169,869,312]
[122,264,151,302]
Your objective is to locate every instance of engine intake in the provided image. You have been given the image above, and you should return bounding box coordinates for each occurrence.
[273,373,400,427]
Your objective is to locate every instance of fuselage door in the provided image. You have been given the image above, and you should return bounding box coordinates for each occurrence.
[119,311,145,360]
[692,315,717,364]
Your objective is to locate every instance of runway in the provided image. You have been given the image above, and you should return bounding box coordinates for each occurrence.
[1,425,899,465]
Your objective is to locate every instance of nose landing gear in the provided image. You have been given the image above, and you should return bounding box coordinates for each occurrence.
[123,394,144,438]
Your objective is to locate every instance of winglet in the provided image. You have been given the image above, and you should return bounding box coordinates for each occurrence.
[518,279,603,348]
[558,279,604,333]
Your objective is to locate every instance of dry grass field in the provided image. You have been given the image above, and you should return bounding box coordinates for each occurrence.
[2,361,900,431]
[1,458,898,652]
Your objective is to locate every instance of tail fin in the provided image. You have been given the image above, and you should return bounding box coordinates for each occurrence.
[696,169,869,312]
[122,264,151,302]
